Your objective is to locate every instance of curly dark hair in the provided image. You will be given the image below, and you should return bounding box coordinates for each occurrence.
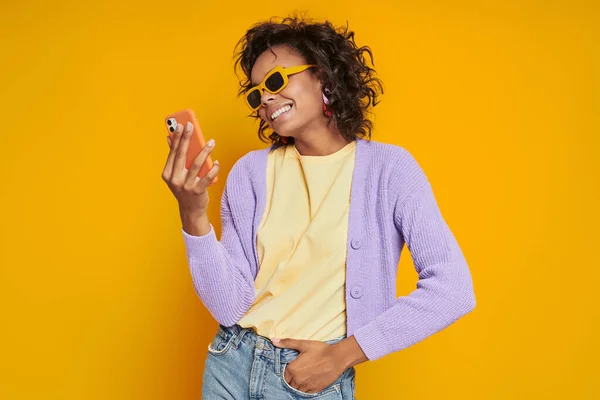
[232,14,384,147]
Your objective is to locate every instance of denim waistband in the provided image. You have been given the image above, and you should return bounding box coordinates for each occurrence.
[219,323,347,364]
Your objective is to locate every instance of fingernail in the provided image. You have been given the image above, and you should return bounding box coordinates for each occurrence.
[272,338,280,343]
[214,160,219,165]
[176,124,183,133]
[207,139,215,147]
[186,122,193,132]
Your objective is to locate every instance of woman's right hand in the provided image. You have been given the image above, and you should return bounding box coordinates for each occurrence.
[162,121,220,218]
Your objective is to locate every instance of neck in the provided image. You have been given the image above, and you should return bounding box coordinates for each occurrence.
[292,126,352,156]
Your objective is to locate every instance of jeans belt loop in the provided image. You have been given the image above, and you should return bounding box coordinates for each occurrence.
[275,346,281,376]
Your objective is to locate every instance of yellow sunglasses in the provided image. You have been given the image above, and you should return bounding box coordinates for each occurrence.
[245,64,317,111]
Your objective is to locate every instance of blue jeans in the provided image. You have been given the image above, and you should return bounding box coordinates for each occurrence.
[202,323,357,399]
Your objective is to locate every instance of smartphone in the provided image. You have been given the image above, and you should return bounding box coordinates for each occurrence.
[165,109,218,185]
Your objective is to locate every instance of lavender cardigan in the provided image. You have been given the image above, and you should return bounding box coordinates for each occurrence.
[181,138,476,361]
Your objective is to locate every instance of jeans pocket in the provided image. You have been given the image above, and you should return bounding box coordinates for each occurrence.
[207,326,235,356]
[280,363,342,399]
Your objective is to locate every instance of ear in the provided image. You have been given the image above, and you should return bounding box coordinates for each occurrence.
[321,82,331,104]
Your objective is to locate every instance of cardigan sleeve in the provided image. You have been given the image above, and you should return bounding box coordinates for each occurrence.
[181,182,256,327]
[351,155,476,361]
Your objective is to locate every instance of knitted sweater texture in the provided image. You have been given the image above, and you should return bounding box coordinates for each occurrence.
[181,138,476,361]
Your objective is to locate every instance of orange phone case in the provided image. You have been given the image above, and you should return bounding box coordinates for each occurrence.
[165,109,218,185]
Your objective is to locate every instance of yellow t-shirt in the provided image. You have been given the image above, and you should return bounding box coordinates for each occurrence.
[237,140,357,341]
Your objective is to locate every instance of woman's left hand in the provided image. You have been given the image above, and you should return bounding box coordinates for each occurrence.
[272,338,346,394]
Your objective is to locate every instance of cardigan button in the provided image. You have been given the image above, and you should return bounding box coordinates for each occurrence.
[350,286,363,299]
[350,238,361,249]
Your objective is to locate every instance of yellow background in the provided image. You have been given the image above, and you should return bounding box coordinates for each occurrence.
[1,1,598,399]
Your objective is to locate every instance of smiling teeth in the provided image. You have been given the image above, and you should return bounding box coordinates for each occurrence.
[271,105,292,120]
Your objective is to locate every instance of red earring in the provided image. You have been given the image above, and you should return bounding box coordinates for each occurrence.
[323,91,332,117]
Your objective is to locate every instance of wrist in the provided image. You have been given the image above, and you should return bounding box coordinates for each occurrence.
[179,205,207,218]
[329,336,368,369]
[180,209,210,236]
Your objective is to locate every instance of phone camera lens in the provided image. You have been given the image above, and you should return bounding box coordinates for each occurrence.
[167,120,172,125]
[169,127,174,132]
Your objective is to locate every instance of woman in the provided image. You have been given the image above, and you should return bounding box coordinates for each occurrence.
[162,15,476,399]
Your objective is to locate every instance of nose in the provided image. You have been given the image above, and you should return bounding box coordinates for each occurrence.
[260,89,276,107]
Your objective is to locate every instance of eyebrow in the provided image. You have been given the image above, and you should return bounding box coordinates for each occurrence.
[250,75,263,87]
[250,74,263,87]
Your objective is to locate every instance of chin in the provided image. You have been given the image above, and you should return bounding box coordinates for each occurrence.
[272,121,305,138]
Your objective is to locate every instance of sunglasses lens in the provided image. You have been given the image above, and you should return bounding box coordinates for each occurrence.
[265,72,285,92]
[247,89,262,109]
